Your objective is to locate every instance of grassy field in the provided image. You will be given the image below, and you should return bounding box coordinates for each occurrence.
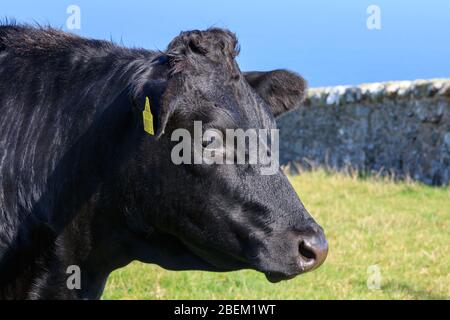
[103,170,450,300]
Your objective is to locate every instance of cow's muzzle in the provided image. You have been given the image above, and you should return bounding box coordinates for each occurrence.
[264,227,328,283]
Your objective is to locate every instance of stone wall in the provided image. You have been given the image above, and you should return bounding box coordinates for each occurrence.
[277,79,450,185]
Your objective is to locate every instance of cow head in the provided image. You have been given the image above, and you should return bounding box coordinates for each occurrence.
[125,29,327,282]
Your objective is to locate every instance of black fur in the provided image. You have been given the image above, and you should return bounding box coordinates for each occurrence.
[0,24,322,299]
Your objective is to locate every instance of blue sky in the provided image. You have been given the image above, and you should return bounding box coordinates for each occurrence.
[3,0,450,86]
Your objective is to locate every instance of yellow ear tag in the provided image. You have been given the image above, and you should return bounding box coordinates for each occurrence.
[142,97,154,135]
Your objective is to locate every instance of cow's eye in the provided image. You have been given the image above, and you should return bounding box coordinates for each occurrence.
[202,139,218,149]
[202,132,223,150]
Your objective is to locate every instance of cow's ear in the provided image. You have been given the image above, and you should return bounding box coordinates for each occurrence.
[244,70,307,117]
[131,80,173,138]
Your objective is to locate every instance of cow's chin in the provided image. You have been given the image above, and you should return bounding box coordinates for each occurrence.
[264,272,297,283]
[133,231,246,273]
[179,240,250,272]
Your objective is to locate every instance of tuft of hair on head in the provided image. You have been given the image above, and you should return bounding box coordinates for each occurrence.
[165,28,240,74]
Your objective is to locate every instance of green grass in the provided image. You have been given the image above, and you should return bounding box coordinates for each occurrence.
[102,170,450,300]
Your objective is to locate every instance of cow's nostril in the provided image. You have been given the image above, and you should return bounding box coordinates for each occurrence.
[299,241,316,261]
[296,231,328,272]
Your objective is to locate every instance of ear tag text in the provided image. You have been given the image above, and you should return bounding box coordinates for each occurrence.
[142,97,154,135]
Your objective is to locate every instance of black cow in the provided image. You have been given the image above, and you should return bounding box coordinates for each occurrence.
[0,24,327,299]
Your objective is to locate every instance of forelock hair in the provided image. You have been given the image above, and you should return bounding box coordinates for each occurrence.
[165,28,240,75]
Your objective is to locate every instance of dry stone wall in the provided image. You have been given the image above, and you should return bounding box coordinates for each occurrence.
[277,79,450,185]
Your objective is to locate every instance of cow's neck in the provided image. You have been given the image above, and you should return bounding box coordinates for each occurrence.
[1,90,143,299]
[1,194,140,299]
